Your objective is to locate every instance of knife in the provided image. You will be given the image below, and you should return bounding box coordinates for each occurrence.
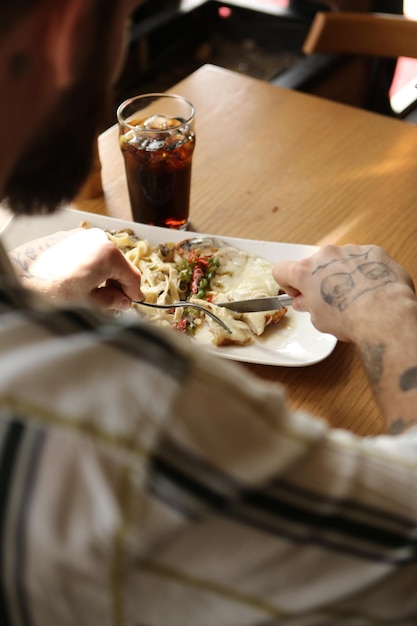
[216,294,293,313]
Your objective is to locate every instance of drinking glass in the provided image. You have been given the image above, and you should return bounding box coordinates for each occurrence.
[117,93,196,230]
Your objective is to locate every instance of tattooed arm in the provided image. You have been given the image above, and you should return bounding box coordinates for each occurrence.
[273,244,417,434]
[8,227,143,311]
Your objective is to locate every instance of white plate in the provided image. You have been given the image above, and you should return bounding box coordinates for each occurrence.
[0,207,337,366]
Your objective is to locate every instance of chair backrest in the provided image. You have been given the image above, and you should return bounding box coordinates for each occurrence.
[303,12,417,59]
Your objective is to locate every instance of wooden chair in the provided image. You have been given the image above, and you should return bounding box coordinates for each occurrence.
[301,11,417,118]
[303,12,417,59]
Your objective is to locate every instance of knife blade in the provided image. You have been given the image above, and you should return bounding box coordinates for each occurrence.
[216,294,293,313]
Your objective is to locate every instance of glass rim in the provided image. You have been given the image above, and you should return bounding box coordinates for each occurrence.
[116,93,195,131]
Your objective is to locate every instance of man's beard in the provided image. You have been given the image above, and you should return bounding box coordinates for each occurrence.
[3,80,107,216]
[2,0,117,217]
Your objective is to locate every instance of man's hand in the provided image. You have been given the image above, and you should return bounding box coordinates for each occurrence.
[273,244,415,342]
[9,227,144,311]
[274,245,417,434]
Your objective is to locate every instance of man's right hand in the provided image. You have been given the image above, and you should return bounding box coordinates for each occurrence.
[9,227,144,312]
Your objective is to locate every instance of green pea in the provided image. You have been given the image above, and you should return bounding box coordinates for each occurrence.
[179,269,191,281]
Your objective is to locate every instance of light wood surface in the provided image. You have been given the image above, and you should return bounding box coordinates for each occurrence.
[71,64,417,436]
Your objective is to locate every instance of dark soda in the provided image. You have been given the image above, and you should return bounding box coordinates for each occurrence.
[119,114,195,229]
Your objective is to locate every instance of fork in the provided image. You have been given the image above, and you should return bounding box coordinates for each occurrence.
[132,300,232,334]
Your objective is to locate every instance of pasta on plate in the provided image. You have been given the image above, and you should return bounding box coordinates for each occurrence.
[83,224,288,347]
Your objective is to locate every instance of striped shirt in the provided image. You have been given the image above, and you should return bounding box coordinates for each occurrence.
[0,244,417,626]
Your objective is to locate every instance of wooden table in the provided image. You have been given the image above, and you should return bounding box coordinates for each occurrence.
[76,63,417,436]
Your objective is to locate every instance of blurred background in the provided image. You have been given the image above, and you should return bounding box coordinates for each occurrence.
[111,0,417,126]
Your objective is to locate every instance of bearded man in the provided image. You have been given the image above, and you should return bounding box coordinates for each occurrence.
[1,2,417,626]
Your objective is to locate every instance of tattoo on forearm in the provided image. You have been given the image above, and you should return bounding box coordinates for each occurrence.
[313,249,372,274]
[360,341,385,392]
[389,417,417,435]
[10,240,57,280]
[312,249,397,311]
[361,350,417,435]
[399,366,417,392]
[10,249,37,278]
[320,262,396,311]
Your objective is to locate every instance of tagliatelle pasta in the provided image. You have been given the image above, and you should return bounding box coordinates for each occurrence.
[82,223,288,346]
